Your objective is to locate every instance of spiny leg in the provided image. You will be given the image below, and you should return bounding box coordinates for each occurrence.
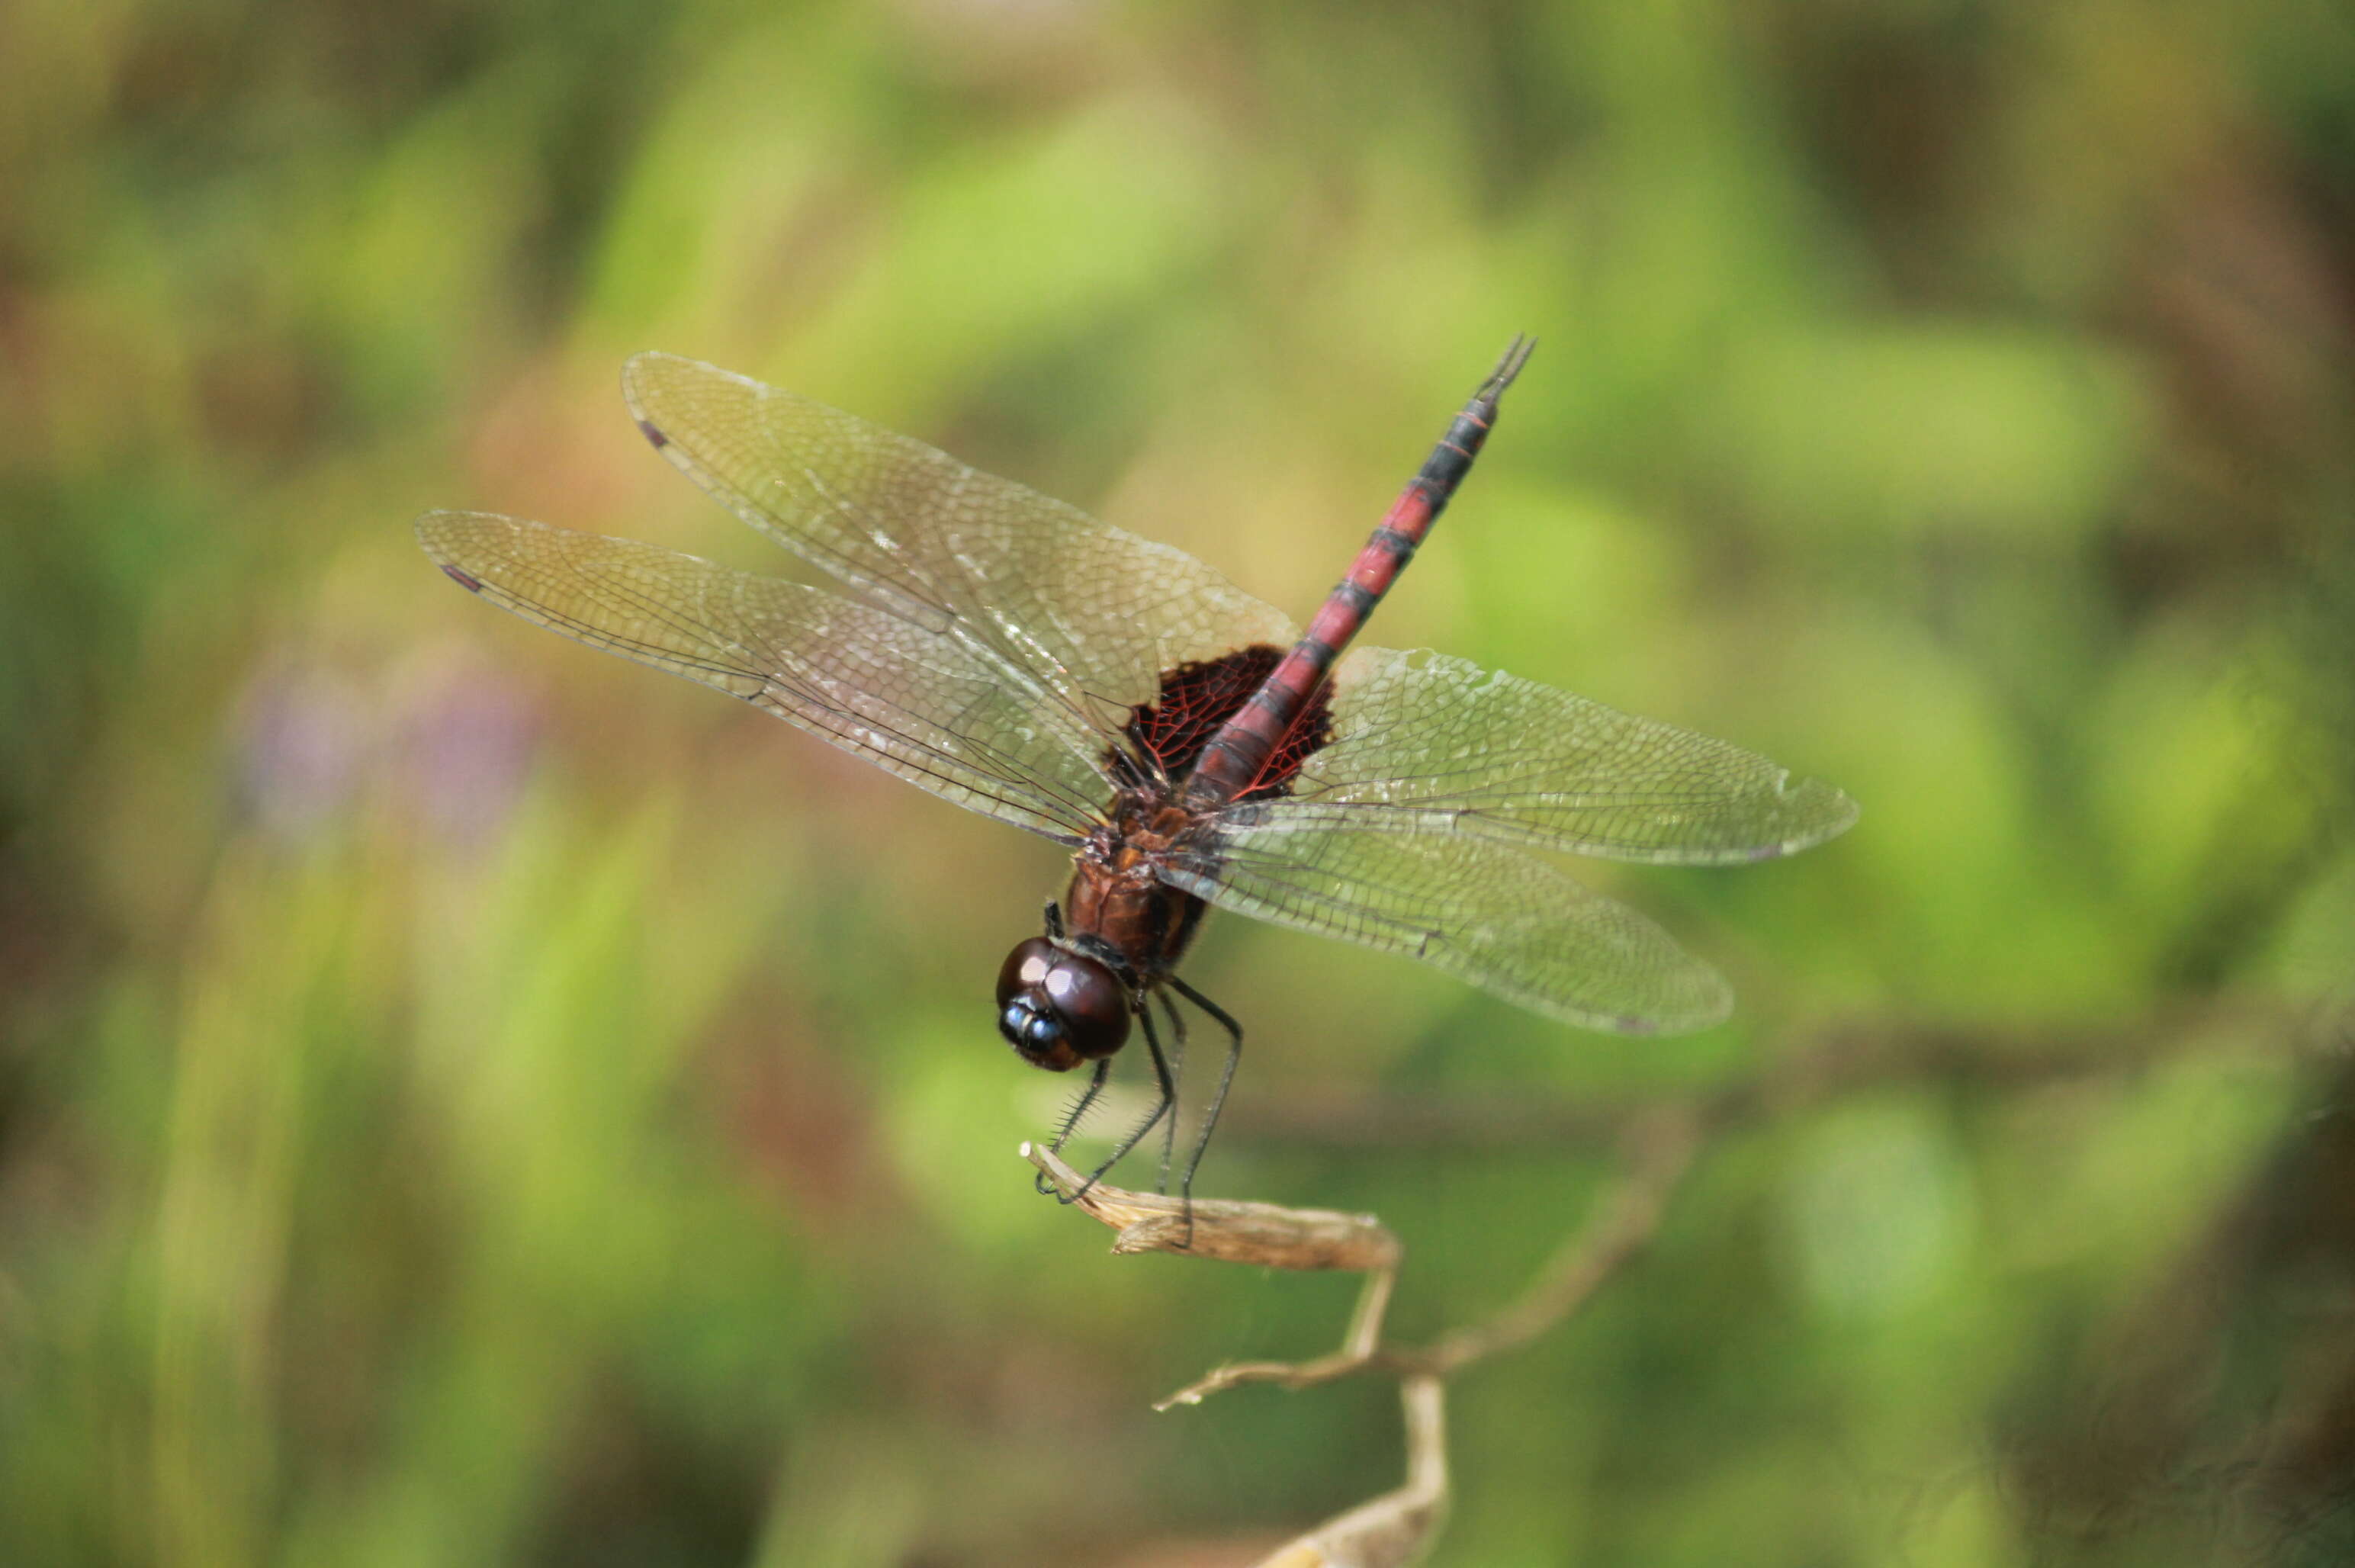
[1168,976,1243,1210]
[1068,1000,1177,1203]
[1155,991,1189,1196]
[1036,1056,1112,1197]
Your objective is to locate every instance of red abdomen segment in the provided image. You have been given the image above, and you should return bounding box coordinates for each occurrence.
[1182,336,1535,808]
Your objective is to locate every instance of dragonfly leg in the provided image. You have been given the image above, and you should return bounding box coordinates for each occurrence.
[1067,1001,1176,1204]
[1154,991,1189,1196]
[1168,975,1243,1215]
[1037,1056,1111,1197]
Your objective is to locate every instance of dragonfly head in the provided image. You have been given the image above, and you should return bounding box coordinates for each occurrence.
[996,937,1130,1071]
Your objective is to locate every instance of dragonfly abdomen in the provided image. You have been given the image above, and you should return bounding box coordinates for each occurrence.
[1183,336,1534,807]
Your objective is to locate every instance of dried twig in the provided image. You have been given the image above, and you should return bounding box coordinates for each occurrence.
[1024,1143,1405,1409]
[1030,1000,2321,1560]
[1025,1106,1701,1565]
[1151,1107,1701,1405]
[1245,1376,1448,1568]
[1399,1106,1700,1378]
[1023,1142,1399,1272]
[1154,1276,1396,1410]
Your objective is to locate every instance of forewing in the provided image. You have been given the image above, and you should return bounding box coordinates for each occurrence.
[417,512,1110,843]
[1161,824,1731,1033]
[1255,646,1857,865]
[621,354,1298,743]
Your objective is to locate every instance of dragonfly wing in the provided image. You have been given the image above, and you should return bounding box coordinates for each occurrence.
[1259,645,1857,865]
[621,354,1299,744]
[1162,823,1731,1034]
[417,511,1111,843]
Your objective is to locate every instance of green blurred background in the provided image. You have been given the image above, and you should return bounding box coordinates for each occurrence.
[5,2,2355,1563]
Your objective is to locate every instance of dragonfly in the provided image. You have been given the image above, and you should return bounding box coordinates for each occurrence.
[417,340,1856,1202]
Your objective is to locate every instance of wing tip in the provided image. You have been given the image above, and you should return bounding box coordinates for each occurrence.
[1474,944,1736,1038]
[1771,775,1862,856]
[1710,773,1859,864]
[620,349,691,386]
[1586,977,1734,1038]
[622,352,774,458]
[415,510,494,590]
[413,508,460,558]
[1534,931,1736,1036]
[622,349,760,405]
[416,511,551,591]
[620,351,687,429]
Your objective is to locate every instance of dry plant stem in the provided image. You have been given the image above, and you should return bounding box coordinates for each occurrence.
[1041,1107,1703,1410]
[1248,1375,1448,1568]
[1022,1142,1405,1409]
[1154,1107,1698,1403]
[1155,1271,1396,1410]
[1029,1113,1696,1565]
[1402,1106,1701,1378]
[1022,1142,1400,1272]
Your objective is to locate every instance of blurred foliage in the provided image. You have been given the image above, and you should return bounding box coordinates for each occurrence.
[4,0,2354,1564]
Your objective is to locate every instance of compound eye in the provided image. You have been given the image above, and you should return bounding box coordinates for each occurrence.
[996,938,1059,1009]
[1041,956,1130,1059]
[999,999,1081,1072]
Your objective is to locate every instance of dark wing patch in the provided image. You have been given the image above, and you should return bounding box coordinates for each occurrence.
[1120,645,1335,802]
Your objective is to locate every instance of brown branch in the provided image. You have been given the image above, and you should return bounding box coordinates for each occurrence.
[1030,1105,1700,1408]
[1395,1107,1701,1378]
[1243,1376,1449,1568]
[1152,1106,1701,1404]
[1029,1000,2321,1561]
[1025,1143,1406,1409]
[1155,1271,1396,1410]
[1025,1111,1696,1564]
[1022,1143,1399,1272]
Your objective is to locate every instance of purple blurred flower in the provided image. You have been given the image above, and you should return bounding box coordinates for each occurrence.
[231,650,541,850]
[400,662,540,848]
[234,664,371,843]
